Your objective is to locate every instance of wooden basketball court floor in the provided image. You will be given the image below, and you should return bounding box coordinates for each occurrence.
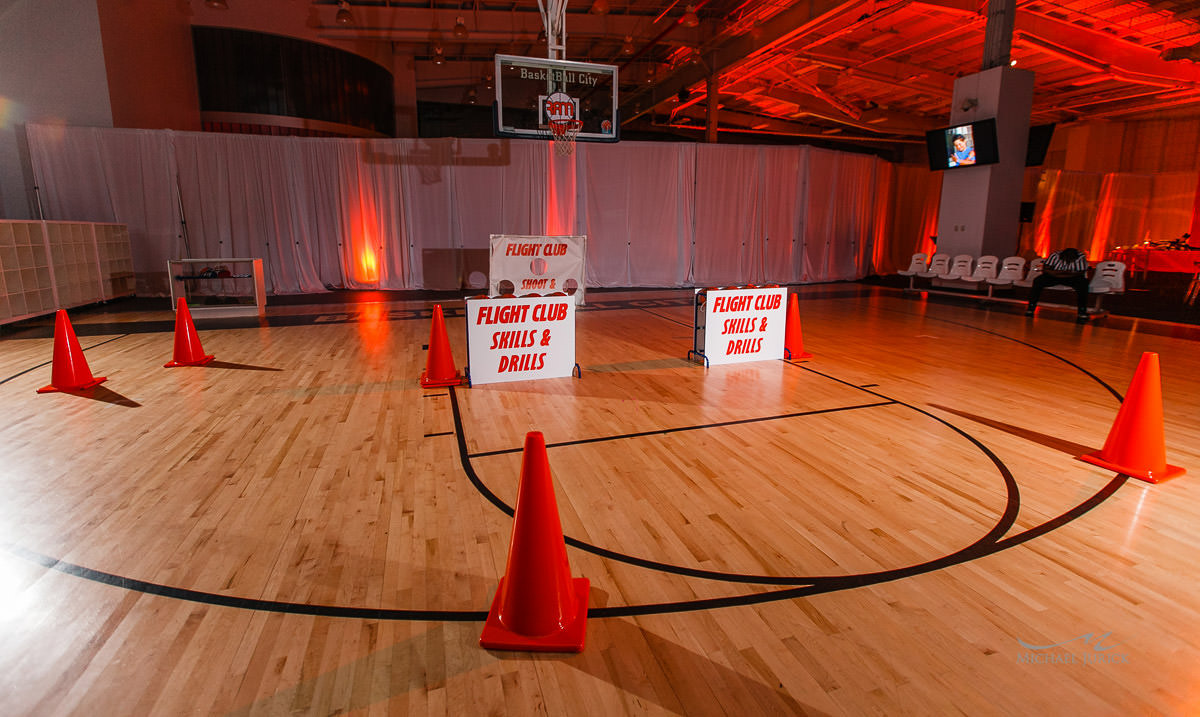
[0,285,1197,716]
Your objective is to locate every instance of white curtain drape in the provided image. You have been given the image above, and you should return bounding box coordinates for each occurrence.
[26,124,888,295]
[581,142,695,287]
[1029,168,1198,259]
[27,126,182,295]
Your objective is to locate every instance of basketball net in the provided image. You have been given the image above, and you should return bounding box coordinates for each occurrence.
[549,118,583,156]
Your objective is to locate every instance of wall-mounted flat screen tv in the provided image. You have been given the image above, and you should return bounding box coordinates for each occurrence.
[925,118,999,170]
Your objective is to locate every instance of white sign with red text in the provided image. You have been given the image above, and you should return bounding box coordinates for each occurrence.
[701,287,787,365]
[466,296,576,385]
[489,234,586,305]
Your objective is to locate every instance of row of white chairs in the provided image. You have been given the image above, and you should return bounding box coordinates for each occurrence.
[898,253,1126,297]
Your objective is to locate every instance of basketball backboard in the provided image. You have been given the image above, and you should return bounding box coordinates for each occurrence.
[494,54,619,144]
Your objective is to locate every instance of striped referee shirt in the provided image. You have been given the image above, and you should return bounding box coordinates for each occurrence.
[1045,250,1089,273]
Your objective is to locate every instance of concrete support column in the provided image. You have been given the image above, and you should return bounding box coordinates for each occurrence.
[935,66,1034,259]
[982,0,1016,69]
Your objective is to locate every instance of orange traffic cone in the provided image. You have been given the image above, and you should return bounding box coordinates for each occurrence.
[420,304,462,387]
[37,310,106,393]
[164,298,215,367]
[1078,352,1185,483]
[480,431,588,652]
[783,293,812,360]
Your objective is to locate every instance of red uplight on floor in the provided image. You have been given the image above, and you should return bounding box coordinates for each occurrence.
[357,244,380,284]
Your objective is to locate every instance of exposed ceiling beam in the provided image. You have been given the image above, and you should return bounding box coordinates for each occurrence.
[661,107,923,142]
[619,0,873,123]
[1014,11,1200,86]
[312,6,694,46]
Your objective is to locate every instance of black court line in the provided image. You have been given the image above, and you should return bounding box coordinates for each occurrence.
[453,369,1022,585]
[593,473,1128,618]
[467,401,897,459]
[0,335,132,387]
[424,431,454,438]
[7,544,486,622]
[0,295,701,339]
[924,314,1125,402]
[2,296,1136,621]
[639,307,694,329]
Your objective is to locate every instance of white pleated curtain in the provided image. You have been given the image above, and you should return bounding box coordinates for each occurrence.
[26,124,889,295]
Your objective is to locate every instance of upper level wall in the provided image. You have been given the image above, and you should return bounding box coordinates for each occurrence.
[0,1,113,219]
[95,0,396,134]
[1047,113,1200,174]
[96,0,201,132]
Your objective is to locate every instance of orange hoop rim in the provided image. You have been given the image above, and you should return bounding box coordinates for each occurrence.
[548,118,583,137]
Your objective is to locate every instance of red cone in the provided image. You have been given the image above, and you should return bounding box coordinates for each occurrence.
[164,298,215,367]
[783,293,813,360]
[481,431,588,652]
[1078,352,1185,483]
[37,310,106,393]
[420,304,462,387]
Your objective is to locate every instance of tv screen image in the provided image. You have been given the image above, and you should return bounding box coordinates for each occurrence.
[924,118,999,170]
[946,126,978,167]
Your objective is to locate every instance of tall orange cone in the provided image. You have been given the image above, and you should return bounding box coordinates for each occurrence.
[164,298,215,367]
[420,304,462,387]
[1078,352,1185,483]
[783,293,812,360]
[37,310,106,393]
[480,431,588,652]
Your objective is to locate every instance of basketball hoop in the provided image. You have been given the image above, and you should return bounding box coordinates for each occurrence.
[549,118,583,156]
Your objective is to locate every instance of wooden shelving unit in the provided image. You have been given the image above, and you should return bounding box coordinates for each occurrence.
[0,220,134,326]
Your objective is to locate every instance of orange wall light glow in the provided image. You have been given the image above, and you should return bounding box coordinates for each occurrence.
[357,244,380,284]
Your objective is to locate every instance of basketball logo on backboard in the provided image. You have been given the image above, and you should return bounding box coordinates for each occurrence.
[494,54,619,144]
[542,91,579,125]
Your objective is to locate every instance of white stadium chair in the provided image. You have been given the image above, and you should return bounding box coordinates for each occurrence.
[918,253,951,278]
[937,254,974,281]
[1014,257,1044,288]
[986,256,1026,297]
[897,253,928,290]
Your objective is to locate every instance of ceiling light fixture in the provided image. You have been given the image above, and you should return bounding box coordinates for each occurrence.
[335,1,353,25]
[621,36,635,55]
[591,0,610,15]
[453,16,469,39]
[205,0,229,9]
[682,5,700,28]
[433,44,445,65]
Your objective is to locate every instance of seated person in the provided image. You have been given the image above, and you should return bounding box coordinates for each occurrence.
[1025,247,1091,323]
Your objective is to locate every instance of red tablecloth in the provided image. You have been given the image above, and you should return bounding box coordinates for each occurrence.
[1106,248,1200,273]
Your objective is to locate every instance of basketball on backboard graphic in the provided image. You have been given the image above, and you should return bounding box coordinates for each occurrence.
[542,92,578,124]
